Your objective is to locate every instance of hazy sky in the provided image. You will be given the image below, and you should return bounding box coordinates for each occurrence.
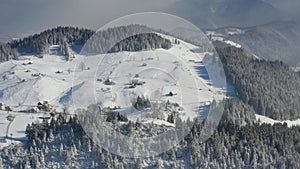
[0,0,299,42]
[0,0,176,41]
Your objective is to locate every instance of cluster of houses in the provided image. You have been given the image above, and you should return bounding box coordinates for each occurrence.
[0,101,54,113]
[32,101,53,113]
[168,91,177,97]
[129,79,146,88]
[0,103,12,111]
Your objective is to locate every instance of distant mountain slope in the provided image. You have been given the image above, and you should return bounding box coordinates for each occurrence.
[167,0,287,29]
[208,21,300,66]
[218,46,300,121]
[229,21,300,66]
[263,0,300,21]
[0,42,19,62]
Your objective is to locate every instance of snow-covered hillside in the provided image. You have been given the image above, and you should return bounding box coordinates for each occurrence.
[0,34,226,148]
[0,36,224,115]
[89,39,225,122]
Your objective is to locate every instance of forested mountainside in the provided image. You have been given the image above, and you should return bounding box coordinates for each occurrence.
[218,46,300,121]
[1,99,299,169]
[208,21,300,66]
[108,33,172,53]
[82,24,158,54]
[0,42,19,62]
[5,25,170,57]
[9,26,94,55]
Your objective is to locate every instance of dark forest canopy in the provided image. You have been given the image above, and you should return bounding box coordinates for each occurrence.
[9,26,95,55]
[108,33,172,53]
[218,46,300,120]
[1,99,299,168]
[82,24,161,54]
[5,25,171,57]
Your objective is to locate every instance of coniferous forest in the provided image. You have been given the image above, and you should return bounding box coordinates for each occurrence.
[9,26,94,55]
[0,99,299,169]
[218,47,300,120]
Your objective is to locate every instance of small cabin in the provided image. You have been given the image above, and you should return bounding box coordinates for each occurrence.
[0,138,7,143]
[129,84,136,88]
[169,91,177,97]
[0,103,5,110]
[36,101,53,112]
[5,106,12,111]
[32,107,40,113]
[31,73,41,77]
[130,79,145,86]
[104,78,115,85]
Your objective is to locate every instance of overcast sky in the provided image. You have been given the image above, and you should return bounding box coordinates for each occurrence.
[0,0,299,42]
[0,0,177,41]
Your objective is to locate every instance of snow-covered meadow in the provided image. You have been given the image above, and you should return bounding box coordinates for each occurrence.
[0,35,227,148]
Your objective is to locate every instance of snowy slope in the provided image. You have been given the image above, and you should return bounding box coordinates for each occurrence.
[0,36,225,113]
[81,37,226,123]
[0,34,227,148]
[0,110,45,149]
[256,114,300,127]
[0,37,227,117]
[205,30,242,48]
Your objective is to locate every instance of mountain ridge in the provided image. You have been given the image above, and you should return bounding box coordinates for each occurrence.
[167,0,288,29]
[206,20,300,66]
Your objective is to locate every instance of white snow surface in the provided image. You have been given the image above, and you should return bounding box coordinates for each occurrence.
[85,37,226,122]
[256,114,300,127]
[0,110,46,149]
[0,36,227,147]
[206,31,242,48]
[292,64,300,72]
[223,40,241,48]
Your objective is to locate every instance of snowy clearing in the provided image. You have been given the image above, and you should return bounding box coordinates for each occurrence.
[0,110,46,149]
[256,114,300,127]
